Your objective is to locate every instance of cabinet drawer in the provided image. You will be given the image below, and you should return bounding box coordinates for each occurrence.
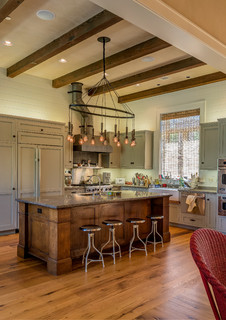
[18,120,64,135]
[182,214,205,227]
[217,216,226,232]
[18,132,63,146]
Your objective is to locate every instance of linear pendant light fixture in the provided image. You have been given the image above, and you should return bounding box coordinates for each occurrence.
[67,37,136,147]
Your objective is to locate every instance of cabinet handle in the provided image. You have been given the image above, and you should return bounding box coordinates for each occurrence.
[110,162,113,164]
[41,129,44,132]
[130,162,134,165]
[12,188,15,190]
[201,162,204,164]
[13,135,16,138]
[207,199,209,201]
[69,161,72,163]
[37,208,42,214]
[190,219,196,222]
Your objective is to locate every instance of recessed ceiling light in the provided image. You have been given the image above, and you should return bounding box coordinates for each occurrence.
[141,56,154,62]
[161,76,169,80]
[5,16,11,21]
[36,10,55,21]
[59,58,67,63]
[135,83,140,87]
[3,40,12,46]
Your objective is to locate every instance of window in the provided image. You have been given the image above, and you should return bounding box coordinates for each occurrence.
[160,109,200,178]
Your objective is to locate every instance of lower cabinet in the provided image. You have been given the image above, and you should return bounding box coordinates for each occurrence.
[217,216,226,233]
[169,203,181,224]
[205,193,217,229]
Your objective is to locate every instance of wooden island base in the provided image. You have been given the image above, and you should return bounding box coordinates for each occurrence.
[17,196,170,275]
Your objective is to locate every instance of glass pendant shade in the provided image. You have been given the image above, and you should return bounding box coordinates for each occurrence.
[83,135,88,142]
[91,127,95,145]
[79,135,84,145]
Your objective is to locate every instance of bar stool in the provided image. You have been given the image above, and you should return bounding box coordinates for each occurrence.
[101,219,122,264]
[146,216,164,252]
[126,218,147,257]
[80,224,105,272]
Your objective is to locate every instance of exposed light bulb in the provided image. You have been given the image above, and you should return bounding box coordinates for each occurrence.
[79,137,84,145]
[100,135,104,142]
[104,139,108,146]
[131,140,136,147]
[116,141,121,147]
[124,137,129,144]
[70,136,74,143]
[91,138,95,145]
[67,134,71,141]
[83,135,88,142]
[113,135,118,143]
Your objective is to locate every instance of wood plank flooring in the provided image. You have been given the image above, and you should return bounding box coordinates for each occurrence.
[0,227,214,320]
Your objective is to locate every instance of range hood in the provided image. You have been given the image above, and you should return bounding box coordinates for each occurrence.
[73,135,113,153]
[71,82,112,153]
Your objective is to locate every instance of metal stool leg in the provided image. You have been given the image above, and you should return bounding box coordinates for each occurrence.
[136,225,147,256]
[84,232,92,272]
[91,233,105,269]
[83,232,105,272]
[101,226,122,264]
[146,222,154,245]
[129,224,147,257]
[155,222,164,248]
[146,220,164,252]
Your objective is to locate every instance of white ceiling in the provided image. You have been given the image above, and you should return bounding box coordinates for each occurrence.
[0,0,222,97]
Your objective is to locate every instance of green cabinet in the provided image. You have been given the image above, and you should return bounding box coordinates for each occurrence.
[200,122,218,170]
[120,130,153,169]
[218,118,226,158]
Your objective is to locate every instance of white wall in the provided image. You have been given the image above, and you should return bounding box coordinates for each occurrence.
[1,67,226,186]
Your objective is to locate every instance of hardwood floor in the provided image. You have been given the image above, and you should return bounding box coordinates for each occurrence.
[0,227,213,320]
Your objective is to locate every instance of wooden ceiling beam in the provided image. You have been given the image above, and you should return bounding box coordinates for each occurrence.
[0,0,24,23]
[52,37,171,88]
[118,72,226,103]
[88,57,205,96]
[7,10,122,78]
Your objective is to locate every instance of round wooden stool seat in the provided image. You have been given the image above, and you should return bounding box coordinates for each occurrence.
[126,218,146,224]
[146,216,164,220]
[102,219,123,226]
[80,225,101,232]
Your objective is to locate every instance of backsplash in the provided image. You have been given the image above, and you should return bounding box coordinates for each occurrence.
[96,168,218,187]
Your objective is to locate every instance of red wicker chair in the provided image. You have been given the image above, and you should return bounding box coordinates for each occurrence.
[190,228,226,320]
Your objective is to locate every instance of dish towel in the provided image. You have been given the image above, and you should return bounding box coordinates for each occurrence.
[186,195,197,212]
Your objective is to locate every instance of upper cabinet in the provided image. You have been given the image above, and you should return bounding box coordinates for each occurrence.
[120,130,153,169]
[200,122,218,170]
[218,118,226,158]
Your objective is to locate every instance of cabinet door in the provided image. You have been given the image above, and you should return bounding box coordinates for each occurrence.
[108,132,121,168]
[0,117,16,144]
[0,144,17,231]
[218,119,226,158]
[39,146,63,196]
[205,193,217,229]
[200,123,218,170]
[169,204,181,224]
[18,144,37,198]
[120,134,133,168]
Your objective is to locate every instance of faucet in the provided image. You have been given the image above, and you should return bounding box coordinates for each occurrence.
[87,175,101,194]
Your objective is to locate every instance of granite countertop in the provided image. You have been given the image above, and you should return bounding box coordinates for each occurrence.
[16,190,172,209]
[114,184,217,193]
[178,187,217,194]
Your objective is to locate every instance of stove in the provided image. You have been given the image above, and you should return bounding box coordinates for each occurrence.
[85,184,113,193]
[71,183,113,193]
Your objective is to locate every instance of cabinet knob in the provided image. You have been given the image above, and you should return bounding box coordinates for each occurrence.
[207,199,209,201]
[69,161,72,163]
[130,162,134,165]
[190,219,195,222]
[41,129,44,132]
[201,162,204,164]
[13,135,16,138]
[12,187,15,190]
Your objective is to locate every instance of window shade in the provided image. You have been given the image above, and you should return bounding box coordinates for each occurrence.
[160,108,200,178]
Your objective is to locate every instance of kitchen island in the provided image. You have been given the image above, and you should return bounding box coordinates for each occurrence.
[17,191,171,275]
